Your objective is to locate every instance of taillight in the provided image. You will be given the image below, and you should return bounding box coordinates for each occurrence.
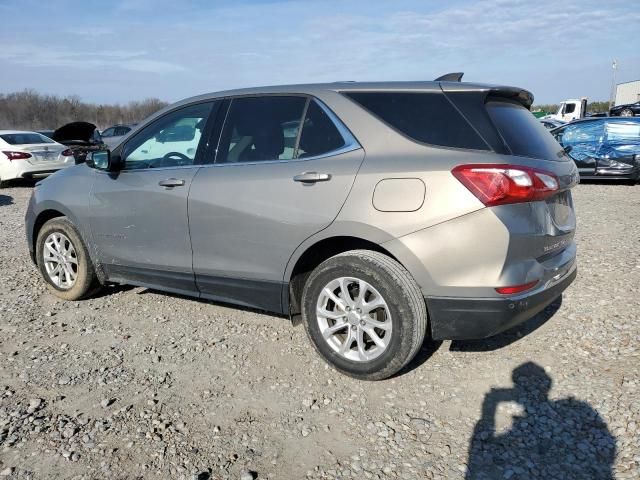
[495,280,539,295]
[2,151,32,161]
[452,164,559,207]
[61,149,74,157]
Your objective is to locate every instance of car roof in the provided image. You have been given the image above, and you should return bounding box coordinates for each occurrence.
[171,80,528,105]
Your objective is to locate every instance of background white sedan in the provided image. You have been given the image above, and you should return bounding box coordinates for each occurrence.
[0,130,75,187]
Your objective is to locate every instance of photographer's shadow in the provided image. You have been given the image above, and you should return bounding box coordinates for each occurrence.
[466,362,616,479]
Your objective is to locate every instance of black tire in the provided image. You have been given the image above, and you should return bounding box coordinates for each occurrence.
[302,250,427,380]
[36,217,100,300]
[0,178,8,189]
[620,108,634,117]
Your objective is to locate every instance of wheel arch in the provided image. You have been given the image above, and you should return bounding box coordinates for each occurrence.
[31,209,66,262]
[286,235,399,317]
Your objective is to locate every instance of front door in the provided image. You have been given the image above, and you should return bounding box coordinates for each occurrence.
[188,96,364,311]
[89,101,215,294]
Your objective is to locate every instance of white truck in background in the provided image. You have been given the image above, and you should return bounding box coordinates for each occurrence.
[544,98,588,122]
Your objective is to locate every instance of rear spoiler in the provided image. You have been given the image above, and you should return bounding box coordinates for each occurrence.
[435,73,533,108]
[487,87,534,109]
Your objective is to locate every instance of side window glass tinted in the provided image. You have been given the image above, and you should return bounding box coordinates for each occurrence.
[345,92,488,150]
[297,101,346,158]
[122,103,212,170]
[102,127,115,137]
[563,103,576,114]
[217,96,306,164]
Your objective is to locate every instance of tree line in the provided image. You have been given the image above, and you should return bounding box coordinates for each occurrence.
[533,101,610,114]
[0,90,168,131]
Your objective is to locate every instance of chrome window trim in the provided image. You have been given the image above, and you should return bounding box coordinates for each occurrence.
[201,143,362,169]
[95,164,201,174]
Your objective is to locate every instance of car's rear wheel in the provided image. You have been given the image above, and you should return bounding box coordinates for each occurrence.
[620,108,634,117]
[302,250,427,380]
[36,217,99,300]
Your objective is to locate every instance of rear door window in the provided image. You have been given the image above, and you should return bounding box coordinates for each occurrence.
[216,96,307,164]
[486,100,566,161]
[297,100,346,158]
[344,92,489,150]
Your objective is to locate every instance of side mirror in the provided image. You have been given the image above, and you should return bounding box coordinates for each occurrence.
[88,150,123,172]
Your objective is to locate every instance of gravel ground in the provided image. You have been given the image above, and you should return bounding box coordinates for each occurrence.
[0,182,638,480]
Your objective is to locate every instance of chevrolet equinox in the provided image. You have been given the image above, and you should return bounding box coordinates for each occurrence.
[26,78,578,380]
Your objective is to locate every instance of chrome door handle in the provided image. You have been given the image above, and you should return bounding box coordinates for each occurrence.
[293,172,331,183]
[158,178,185,187]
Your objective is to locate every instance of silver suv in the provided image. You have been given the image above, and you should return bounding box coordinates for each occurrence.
[26,80,578,380]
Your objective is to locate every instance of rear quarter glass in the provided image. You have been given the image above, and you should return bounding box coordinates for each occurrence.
[486,100,567,161]
[343,91,490,150]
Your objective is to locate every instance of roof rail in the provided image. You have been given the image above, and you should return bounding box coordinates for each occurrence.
[435,72,464,82]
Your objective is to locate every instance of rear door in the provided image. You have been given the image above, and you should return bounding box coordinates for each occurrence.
[552,120,603,176]
[188,95,363,312]
[89,101,216,294]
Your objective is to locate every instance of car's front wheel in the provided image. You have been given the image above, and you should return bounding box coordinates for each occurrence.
[302,250,427,380]
[36,217,99,300]
[620,108,634,117]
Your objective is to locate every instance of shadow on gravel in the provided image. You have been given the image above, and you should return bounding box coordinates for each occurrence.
[1,178,38,189]
[391,339,443,378]
[0,194,13,206]
[449,296,562,353]
[466,362,616,479]
[135,287,290,320]
[92,284,135,298]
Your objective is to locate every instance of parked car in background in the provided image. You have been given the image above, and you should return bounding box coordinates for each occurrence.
[609,101,640,117]
[0,131,75,187]
[50,122,104,163]
[539,118,565,130]
[101,123,137,148]
[551,117,640,182]
[26,79,578,380]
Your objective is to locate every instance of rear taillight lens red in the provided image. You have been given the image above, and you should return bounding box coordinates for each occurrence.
[61,149,74,157]
[2,151,32,161]
[452,164,559,207]
[495,281,539,295]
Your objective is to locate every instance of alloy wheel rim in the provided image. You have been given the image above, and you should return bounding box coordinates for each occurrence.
[316,276,392,362]
[43,232,78,290]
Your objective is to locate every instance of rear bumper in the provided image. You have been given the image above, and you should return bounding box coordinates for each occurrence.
[426,266,576,340]
[0,160,67,181]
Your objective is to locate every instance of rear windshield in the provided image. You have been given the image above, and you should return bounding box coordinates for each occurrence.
[0,133,55,145]
[344,92,489,150]
[486,100,565,161]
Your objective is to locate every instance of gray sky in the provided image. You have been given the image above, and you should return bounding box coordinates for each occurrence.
[0,0,638,105]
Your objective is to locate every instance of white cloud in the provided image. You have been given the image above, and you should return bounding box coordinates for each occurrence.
[0,45,185,74]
